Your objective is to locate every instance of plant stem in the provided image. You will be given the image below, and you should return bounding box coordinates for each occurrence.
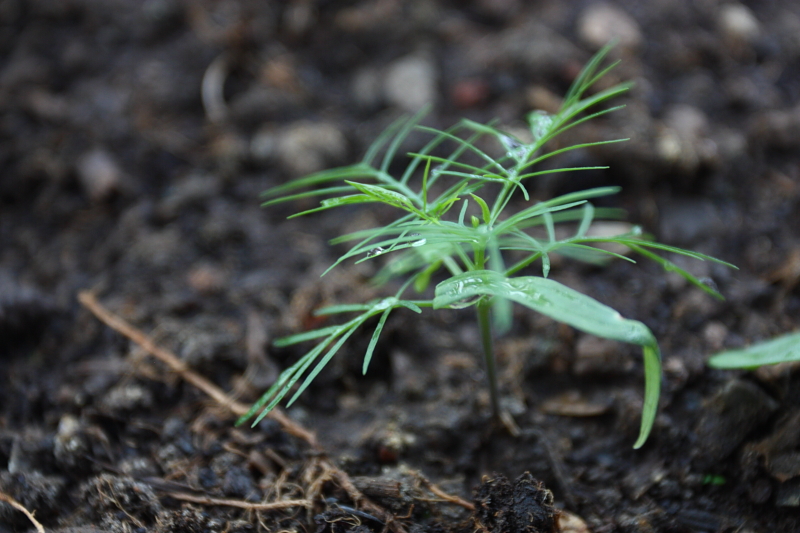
[476,300,500,419]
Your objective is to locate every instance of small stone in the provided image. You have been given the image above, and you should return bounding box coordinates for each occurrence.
[663,104,708,139]
[577,3,642,51]
[282,0,316,36]
[276,121,347,176]
[718,3,760,45]
[101,383,154,413]
[383,54,438,112]
[703,321,728,351]
[559,511,590,533]
[693,379,779,468]
[76,149,122,201]
[250,127,278,162]
[655,107,718,176]
[118,456,159,477]
[54,415,89,470]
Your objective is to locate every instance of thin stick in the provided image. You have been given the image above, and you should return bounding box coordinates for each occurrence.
[410,471,475,511]
[0,491,45,533]
[77,291,466,531]
[166,492,310,511]
[77,291,319,448]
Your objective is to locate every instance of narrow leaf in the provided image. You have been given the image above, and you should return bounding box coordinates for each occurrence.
[362,308,393,374]
[434,270,661,446]
[708,331,800,368]
[274,325,345,347]
[470,194,492,225]
[346,181,414,210]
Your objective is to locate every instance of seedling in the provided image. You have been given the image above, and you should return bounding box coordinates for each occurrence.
[708,330,800,369]
[238,45,733,448]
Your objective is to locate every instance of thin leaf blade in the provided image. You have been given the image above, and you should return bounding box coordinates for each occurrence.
[708,331,800,368]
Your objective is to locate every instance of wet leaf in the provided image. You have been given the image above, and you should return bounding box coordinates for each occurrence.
[708,331,800,368]
[434,270,661,447]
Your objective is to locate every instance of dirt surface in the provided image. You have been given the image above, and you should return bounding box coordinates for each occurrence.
[2,1,800,532]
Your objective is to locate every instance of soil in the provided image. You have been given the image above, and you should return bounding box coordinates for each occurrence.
[2,1,800,532]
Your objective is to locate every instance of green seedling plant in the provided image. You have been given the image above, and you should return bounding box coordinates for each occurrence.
[238,45,733,448]
[708,330,800,369]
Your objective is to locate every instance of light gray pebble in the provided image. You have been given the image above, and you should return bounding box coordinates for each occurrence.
[577,3,642,51]
[383,54,438,112]
[276,121,347,176]
[76,149,122,201]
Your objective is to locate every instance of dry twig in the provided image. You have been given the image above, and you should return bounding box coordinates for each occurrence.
[410,470,475,511]
[78,291,318,448]
[77,290,468,533]
[166,492,311,511]
[0,491,45,533]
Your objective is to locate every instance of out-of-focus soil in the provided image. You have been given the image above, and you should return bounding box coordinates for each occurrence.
[2,1,800,532]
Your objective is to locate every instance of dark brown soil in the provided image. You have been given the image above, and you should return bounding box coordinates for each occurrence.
[2,1,800,532]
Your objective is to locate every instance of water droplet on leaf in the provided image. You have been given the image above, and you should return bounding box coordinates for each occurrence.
[528,111,554,140]
[499,135,528,163]
[447,295,483,309]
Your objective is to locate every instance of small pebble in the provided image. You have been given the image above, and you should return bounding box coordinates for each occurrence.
[577,3,642,51]
[76,148,122,201]
[718,3,760,45]
[276,121,347,176]
[383,54,438,112]
[702,321,728,351]
[693,379,779,468]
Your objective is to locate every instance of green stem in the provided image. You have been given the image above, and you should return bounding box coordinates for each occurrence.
[490,182,514,223]
[477,300,500,419]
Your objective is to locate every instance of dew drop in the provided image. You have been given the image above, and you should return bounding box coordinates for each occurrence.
[699,277,719,293]
[500,135,528,163]
[528,110,554,140]
[447,295,482,309]
[367,247,385,257]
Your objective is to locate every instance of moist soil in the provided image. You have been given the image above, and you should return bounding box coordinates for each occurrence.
[2,1,800,532]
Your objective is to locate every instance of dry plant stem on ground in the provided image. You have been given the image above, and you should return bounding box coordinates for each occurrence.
[165,492,311,511]
[0,490,46,533]
[77,290,472,529]
[77,291,318,447]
